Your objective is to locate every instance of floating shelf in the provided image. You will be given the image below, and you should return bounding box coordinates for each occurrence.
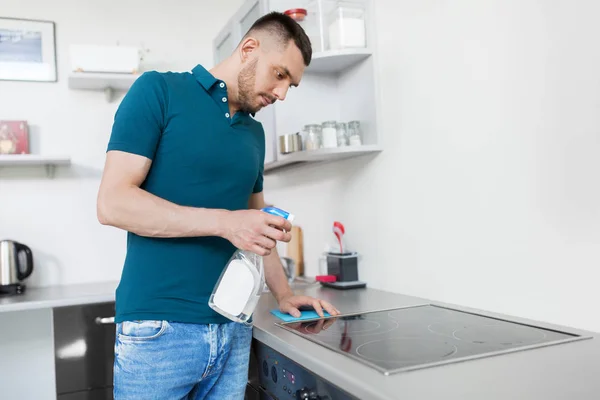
[68,72,140,102]
[264,144,382,173]
[0,154,71,178]
[307,48,373,74]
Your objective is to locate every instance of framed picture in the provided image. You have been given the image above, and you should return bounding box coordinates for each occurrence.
[0,17,57,82]
[0,121,29,154]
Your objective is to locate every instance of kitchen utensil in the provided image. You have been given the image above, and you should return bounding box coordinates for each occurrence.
[0,239,34,295]
[279,133,302,154]
[318,251,366,290]
[333,221,345,253]
[286,226,304,276]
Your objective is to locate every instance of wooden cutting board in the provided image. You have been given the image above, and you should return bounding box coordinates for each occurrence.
[287,226,304,276]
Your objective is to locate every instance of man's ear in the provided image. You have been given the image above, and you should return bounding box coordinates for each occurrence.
[239,36,260,62]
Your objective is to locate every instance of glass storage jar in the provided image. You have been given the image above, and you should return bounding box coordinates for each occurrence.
[321,120,338,148]
[336,122,348,146]
[284,2,325,53]
[303,124,322,150]
[347,120,362,146]
[327,1,367,50]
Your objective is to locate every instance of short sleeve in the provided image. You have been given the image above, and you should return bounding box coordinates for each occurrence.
[253,162,264,193]
[106,71,168,160]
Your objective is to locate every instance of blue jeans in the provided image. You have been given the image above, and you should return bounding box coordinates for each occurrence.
[113,320,253,399]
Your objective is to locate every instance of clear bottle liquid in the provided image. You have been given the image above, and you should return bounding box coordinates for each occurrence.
[208,207,294,325]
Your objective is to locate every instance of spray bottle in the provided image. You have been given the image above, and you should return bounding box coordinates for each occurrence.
[209,206,294,324]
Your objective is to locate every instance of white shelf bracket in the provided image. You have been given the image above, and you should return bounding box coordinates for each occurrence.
[104,87,114,103]
[45,164,56,179]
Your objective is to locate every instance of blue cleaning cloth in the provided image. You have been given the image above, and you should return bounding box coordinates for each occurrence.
[270,309,331,322]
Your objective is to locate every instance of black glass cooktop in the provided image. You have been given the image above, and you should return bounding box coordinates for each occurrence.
[277,304,589,375]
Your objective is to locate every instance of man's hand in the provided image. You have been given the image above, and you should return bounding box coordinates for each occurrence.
[278,295,340,318]
[221,209,292,256]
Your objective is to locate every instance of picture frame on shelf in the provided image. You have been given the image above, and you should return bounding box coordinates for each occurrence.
[0,120,30,154]
[0,17,57,82]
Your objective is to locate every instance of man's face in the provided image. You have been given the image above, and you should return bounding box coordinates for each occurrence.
[237,40,305,114]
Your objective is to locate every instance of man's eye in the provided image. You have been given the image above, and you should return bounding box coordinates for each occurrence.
[275,70,283,79]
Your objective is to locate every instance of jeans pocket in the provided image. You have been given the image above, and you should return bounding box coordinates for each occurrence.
[117,320,168,342]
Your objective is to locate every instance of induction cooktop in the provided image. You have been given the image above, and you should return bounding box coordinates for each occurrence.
[276,304,591,375]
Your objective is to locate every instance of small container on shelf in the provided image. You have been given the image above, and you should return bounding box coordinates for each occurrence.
[284,3,326,53]
[326,1,367,50]
[321,120,338,148]
[336,122,348,147]
[347,120,363,146]
[303,124,322,150]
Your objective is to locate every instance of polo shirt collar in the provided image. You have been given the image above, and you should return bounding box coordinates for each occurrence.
[192,64,217,91]
[191,64,255,118]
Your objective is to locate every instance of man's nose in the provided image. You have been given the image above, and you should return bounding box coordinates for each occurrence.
[273,85,289,102]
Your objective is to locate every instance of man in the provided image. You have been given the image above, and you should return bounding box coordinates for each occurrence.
[97,11,340,400]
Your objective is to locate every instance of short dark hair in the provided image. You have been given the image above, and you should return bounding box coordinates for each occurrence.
[244,11,312,66]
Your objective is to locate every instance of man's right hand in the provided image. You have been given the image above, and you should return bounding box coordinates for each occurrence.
[221,210,292,256]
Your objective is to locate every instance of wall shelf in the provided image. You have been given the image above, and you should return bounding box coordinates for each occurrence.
[264,144,382,173]
[307,48,373,74]
[67,72,140,102]
[0,155,71,178]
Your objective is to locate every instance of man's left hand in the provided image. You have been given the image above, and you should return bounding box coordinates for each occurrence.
[278,295,340,318]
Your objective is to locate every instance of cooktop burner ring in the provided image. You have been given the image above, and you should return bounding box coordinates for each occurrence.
[302,318,399,337]
[452,324,549,345]
[355,337,459,365]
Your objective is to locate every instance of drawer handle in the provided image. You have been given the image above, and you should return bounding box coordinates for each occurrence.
[95,316,115,325]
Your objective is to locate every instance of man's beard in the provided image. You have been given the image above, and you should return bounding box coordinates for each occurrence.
[238,58,259,113]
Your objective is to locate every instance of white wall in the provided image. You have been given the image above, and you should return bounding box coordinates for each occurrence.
[1,0,598,334]
[268,0,600,332]
[0,0,243,287]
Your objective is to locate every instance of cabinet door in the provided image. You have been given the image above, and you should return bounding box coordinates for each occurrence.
[239,0,262,35]
[53,302,115,395]
[214,28,236,65]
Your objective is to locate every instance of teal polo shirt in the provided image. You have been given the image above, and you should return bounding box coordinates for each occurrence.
[107,65,265,324]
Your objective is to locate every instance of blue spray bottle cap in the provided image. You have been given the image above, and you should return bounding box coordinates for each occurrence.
[261,206,295,223]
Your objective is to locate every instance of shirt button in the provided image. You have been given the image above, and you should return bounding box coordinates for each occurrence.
[219,82,225,88]
[222,97,227,103]
[225,113,230,118]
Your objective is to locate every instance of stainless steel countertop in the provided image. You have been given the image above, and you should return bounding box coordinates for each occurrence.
[0,281,117,313]
[3,280,599,399]
[252,281,600,400]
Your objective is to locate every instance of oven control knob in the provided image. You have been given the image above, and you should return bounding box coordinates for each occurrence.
[296,388,322,400]
[296,388,310,399]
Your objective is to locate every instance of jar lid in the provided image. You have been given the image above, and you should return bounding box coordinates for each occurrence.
[284,8,307,18]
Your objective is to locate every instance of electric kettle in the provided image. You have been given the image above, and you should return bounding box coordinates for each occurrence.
[0,240,34,295]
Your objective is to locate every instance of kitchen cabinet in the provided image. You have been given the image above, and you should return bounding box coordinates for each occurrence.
[53,302,115,399]
[213,0,383,173]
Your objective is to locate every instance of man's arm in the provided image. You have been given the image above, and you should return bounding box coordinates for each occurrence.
[97,151,290,254]
[248,192,340,318]
[97,150,226,237]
